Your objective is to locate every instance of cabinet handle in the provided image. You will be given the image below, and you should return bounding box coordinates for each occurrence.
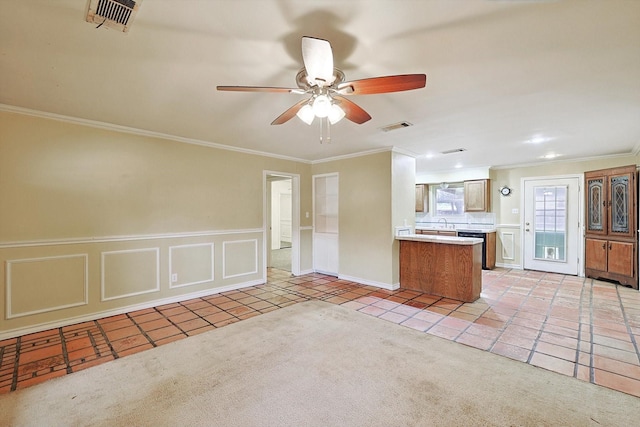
[602,243,606,250]
[609,243,612,250]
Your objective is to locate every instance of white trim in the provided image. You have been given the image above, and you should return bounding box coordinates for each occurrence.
[168,243,215,289]
[0,104,309,165]
[338,274,399,291]
[496,262,523,270]
[521,174,584,276]
[0,278,264,341]
[6,254,89,319]
[311,147,395,164]
[500,231,516,261]
[101,248,160,301]
[0,228,263,249]
[222,239,259,279]
[263,171,301,276]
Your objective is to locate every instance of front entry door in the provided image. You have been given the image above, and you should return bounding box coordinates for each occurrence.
[523,176,581,275]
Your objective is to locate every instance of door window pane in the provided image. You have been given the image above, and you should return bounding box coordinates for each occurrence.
[534,186,567,262]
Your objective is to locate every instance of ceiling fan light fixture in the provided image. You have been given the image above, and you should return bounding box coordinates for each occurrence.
[328,104,345,124]
[296,104,315,125]
[312,94,331,118]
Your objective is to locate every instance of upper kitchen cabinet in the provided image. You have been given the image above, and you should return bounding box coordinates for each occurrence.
[585,165,638,289]
[464,179,491,212]
[415,184,428,212]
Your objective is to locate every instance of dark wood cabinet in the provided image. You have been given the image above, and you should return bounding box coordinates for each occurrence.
[584,165,637,289]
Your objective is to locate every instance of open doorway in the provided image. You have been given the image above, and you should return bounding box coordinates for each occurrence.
[265,172,299,275]
[270,177,292,271]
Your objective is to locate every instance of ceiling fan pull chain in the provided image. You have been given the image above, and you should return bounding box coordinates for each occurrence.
[326,118,331,143]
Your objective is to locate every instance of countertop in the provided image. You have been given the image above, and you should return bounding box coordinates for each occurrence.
[396,234,483,245]
[415,225,497,233]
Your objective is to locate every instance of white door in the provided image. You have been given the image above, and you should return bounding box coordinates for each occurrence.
[523,176,581,275]
[313,173,339,276]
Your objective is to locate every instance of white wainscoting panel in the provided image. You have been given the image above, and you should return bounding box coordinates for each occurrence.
[101,248,160,301]
[223,239,258,279]
[6,254,88,318]
[501,231,516,260]
[169,243,214,289]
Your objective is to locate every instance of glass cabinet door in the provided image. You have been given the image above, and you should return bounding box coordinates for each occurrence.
[586,175,606,235]
[609,171,634,238]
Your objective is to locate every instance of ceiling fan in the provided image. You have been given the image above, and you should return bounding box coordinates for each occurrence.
[217,36,427,127]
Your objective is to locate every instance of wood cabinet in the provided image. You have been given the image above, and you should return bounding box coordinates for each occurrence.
[400,239,482,302]
[485,231,496,270]
[415,184,428,212]
[464,179,490,212]
[584,165,637,289]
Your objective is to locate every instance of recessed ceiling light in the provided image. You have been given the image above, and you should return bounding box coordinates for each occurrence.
[524,135,553,144]
[541,153,561,159]
[454,163,463,169]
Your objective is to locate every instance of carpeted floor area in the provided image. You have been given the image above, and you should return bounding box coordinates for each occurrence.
[271,247,291,271]
[0,300,637,426]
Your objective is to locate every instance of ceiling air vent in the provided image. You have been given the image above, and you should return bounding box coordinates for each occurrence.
[86,0,142,33]
[380,122,413,132]
[441,148,467,154]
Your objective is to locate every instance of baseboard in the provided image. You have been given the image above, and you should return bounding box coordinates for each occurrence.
[0,278,265,341]
[496,262,522,269]
[338,274,399,291]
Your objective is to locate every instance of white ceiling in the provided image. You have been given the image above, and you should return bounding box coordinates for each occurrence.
[1,0,639,174]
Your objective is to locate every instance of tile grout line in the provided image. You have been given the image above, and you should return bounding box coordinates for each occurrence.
[127,312,159,348]
[93,320,119,360]
[588,279,596,383]
[574,275,587,379]
[58,328,72,374]
[615,284,640,362]
[526,277,563,365]
[10,337,20,392]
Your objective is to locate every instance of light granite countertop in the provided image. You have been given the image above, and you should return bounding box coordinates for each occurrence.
[396,234,483,245]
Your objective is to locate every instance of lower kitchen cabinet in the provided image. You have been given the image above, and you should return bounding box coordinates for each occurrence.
[585,238,636,287]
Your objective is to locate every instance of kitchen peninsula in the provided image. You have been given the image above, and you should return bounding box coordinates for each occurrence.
[397,234,483,302]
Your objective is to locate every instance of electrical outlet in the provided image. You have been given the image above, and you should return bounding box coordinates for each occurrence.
[171,273,178,282]
[512,208,519,214]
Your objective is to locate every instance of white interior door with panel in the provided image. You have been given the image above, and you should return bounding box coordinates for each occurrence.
[523,176,581,275]
[313,173,339,276]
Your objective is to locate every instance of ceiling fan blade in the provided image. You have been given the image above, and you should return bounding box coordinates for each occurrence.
[301,36,334,86]
[333,96,371,124]
[271,99,310,125]
[217,86,304,94]
[336,74,426,95]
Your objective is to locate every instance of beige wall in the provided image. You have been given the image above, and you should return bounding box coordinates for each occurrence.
[312,150,414,287]
[490,155,640,268]
[0,111,312,338]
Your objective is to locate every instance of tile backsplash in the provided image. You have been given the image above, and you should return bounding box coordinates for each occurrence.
[416,212,496,228]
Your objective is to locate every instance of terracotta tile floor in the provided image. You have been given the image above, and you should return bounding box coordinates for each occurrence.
[1,268,639,398]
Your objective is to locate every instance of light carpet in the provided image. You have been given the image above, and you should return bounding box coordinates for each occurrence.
[1,301,637,426]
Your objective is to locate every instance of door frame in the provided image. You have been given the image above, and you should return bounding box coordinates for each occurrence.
[264,171,300,276]
[520,174,584,276]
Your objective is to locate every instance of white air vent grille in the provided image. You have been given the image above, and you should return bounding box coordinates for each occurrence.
[441,148,467,154]
[86,0,142,33]
[380,122,413,132]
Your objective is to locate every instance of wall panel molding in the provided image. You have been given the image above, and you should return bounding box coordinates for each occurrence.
[500,231,516,261]
[6,254,88,319]
[223,239,258,279]
[169,243,214,289]
[101,248,160,301]
[0,228,264,249]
